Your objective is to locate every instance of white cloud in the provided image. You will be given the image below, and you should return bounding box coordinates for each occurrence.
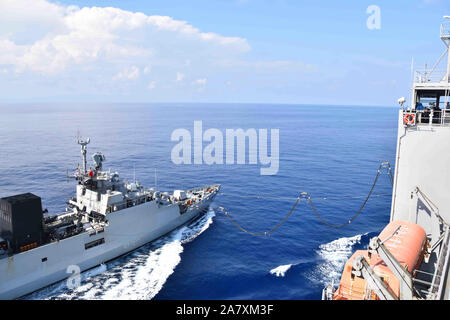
[113,66,140,80]
[0,0,250,75]
[0,0,320,102]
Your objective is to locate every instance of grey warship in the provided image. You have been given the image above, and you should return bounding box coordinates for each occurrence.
[0,138,220,299]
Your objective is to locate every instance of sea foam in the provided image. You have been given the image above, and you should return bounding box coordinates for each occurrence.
[308,233,368,285]
[270,264,292,277]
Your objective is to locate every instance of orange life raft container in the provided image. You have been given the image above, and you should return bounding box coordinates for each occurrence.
[333,220,427,300]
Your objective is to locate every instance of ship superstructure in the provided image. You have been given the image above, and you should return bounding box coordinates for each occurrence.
[0,138,220,299]
[323,18,450,300]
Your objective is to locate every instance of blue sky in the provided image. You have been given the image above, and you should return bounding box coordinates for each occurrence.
[0,0,448,105]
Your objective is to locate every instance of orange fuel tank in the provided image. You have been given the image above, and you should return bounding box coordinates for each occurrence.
[333,220,427,300]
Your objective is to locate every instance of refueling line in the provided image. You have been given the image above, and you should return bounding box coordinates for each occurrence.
[217,162,394,236]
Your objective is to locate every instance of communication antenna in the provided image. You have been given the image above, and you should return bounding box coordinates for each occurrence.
[443,16,450,102]
[441,16,450,82]
[77,137,90,174]
[155,168,158,190]
[410,57,414,107]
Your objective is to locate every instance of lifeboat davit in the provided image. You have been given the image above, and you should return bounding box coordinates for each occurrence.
[333,220,427,300]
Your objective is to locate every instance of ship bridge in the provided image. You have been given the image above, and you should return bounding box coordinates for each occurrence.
[408,21,450,125]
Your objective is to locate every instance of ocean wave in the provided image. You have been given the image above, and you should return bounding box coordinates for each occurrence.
[24,208,216,300]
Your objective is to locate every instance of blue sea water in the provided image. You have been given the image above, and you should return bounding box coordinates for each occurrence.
[0,103,397,300]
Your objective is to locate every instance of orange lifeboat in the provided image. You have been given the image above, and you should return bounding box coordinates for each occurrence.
[333,220,427,300]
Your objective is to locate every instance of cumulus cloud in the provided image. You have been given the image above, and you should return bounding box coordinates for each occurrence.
[0,0,250,75]
[113,66,140,80]
[0,0,319,102]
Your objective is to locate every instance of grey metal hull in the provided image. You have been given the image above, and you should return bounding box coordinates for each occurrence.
[0,194,215,300]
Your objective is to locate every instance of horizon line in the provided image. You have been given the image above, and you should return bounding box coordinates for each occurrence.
[0,101,397,108]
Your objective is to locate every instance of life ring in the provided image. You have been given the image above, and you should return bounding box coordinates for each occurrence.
[403,113,416,125]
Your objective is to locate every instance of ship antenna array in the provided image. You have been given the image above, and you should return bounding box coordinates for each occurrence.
[77,137,90,174]
[217,162,394,236]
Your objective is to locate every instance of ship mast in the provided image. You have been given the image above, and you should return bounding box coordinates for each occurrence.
[442,16,450,83]
[77,137,90,175]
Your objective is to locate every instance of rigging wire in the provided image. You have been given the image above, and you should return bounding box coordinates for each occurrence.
[217,196,301,236]
[219,192,393,202]
[217,162,394,236]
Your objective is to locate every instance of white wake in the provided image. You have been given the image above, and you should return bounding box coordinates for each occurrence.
[308,233,368,285]
[270,264,292,277]
[25,208,216,300]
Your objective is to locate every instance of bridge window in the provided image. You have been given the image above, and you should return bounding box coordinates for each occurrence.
[413,90,450,125]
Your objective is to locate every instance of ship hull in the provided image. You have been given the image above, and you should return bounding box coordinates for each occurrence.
[0,193,216,300]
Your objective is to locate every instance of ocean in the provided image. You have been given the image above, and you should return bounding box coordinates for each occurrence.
[0,103,397,300]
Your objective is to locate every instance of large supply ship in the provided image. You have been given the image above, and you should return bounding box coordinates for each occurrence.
[323,18,450,300]
[0,138,220,299]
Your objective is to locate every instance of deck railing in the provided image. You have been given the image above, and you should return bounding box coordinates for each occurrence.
[404,109,450,127]
[415,69,449,84]
[106,185,219,213]
[428,225,450,299]
[441,22,450,39]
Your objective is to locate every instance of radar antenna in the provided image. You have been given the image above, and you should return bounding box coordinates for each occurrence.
[92,152,106,171]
